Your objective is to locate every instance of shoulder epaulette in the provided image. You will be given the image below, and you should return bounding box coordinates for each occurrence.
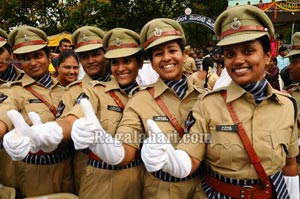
[87,80,107,88]
[0,81,22,88]
[276,91,298,121]
[65,80,82,90]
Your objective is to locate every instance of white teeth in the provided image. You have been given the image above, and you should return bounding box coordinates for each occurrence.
[235,68,249,73]
[163,64,174,69]
[119,73,128,77]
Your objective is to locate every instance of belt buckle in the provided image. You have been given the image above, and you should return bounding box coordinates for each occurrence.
[241,185,254,199]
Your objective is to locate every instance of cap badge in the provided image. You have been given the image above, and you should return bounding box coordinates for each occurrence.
[82,34,89,42]
[231,18,241,30]
[114,38,122,46]
[154,28,162,37]
[23,34,30,42]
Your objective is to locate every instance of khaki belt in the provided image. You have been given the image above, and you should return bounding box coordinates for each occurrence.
[205,174,273,199]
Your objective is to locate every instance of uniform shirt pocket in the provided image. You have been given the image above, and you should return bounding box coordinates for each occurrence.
[207,129,247,171]
[100,117,121,136]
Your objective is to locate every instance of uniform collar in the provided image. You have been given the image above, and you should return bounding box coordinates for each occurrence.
[151,77,201,99]
[225,80,283,105]
[20,73,60,88]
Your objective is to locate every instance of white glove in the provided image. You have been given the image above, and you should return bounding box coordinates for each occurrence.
[3,110,38,160]
[3,134,31,161]
[71,98,124,165]
[27,112,63,153]
[284,175,299,198]
[141,119,192,178]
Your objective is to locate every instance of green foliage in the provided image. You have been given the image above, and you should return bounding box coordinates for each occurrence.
[0,0,296,49]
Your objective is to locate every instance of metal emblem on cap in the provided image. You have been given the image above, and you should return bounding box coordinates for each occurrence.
[231,18,241,30]
[23,34,30,42]
[154,28,162,37]
[82,34,89,42]
[114,38,122,46]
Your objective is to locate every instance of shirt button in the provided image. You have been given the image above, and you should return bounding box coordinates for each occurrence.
[224,140,230,147]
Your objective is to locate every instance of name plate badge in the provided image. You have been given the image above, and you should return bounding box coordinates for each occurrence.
[107,105,123,113]
[153,116,169,122]
[216,125,238,132]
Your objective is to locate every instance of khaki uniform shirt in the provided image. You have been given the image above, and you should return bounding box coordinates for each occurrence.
[59,74,93,118]
[0,73,64,130]
[177,81,299,180]
[289,83,300,137]
[66,78,130,136]
[183,56,197,75]
[116,78,205,148]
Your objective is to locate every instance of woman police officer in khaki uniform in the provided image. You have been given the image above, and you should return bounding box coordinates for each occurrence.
[0,26,73,197]
[58,26,110,195]
[71,18,206,199]
[70,27,145,199]
[0,27,24,196]
[286,32,300,178]
[143,5,299,199]
[3,28,145,198]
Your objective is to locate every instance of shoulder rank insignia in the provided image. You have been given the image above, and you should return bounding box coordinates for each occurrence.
[56,100,65,118]
[0,93,8,103]
[74,92,89,105]
[184,111,196,134]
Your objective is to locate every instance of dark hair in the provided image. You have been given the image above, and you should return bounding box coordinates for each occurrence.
[57,50,79,67]
[147,39,185,61]
[59,38,72,47]
[278,46,288,53]
[202,56,214,88]
[256,35,271,53]
[270,56,277,65]
[3,43,12,53]
[217,57,224,69]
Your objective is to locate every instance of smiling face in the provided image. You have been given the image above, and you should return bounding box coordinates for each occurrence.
[223,40,271,86]
[110,55,140,86]
[57,56,80,86]
[17,49,50,78]
[78,48,106,78]
[150,40,184,81]
[0,46,11,73]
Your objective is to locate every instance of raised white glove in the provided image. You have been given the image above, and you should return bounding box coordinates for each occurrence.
[284,175,299,198]
[71,98,124,165]
[28,113,63,153]
[141,119,192,178]
[3,110,37,160]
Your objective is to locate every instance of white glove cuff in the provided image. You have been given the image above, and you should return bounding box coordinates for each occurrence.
[284,175,299,198]
[163,149,192,178]
[90,138,125,165]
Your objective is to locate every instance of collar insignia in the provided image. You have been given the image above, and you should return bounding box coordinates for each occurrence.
[154,28,162,37]
[231,18,241,30]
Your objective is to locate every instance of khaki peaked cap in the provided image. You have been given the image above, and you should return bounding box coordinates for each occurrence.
[214,5,274,46]
[8,25,48,54]
[140,18,185,50]
[286,32,300,57]
[72,26,106,53]
[103,28,141,59]
[0,28,8,48]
